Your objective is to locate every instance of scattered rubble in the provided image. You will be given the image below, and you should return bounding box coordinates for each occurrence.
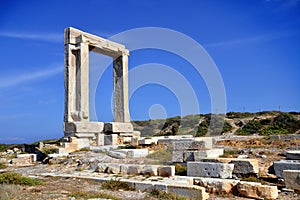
[2,134,300,199]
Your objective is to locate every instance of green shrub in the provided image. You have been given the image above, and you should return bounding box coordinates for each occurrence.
[226,112,256,119]
[175,164,187,176]
[0,144,10,152]
[236,119,262,135]
[195,115,231,136]
[41,148,57,155]
[273,113,300,133]
[149,188,186,200]
[222,121,233,133]
[0,172,42,186]
[260,126,289,136]
[195,121,208,137]
[70,191,119,200]
[101,178,133,191]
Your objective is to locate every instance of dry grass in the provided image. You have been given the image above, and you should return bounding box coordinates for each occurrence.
[70,190,120,200]
[0,184,22,200]
[101,178,134,191]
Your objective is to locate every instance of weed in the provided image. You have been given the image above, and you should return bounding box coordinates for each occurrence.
[41,148,57,155]
[78,147,89,151]
[0,162,6,169]
[175,164,187,176]
[0,172,42,186]
[101,178,134,191]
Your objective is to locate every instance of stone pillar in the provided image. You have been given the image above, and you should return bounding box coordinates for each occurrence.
[64,43,77,122]
[78,42,89,121]
[113,53,130,123]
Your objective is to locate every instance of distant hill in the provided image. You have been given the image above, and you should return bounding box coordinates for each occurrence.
[132,111,300,137]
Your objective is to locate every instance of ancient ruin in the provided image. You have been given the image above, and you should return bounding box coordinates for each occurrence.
[2,28,300,200]
[63,27,139,149]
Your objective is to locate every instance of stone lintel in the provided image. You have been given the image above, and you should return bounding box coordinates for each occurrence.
[64,27,129,58]
[104,122,133,133]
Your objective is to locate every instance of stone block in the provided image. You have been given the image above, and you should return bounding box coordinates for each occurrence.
[172,140,211,151]
[12,154,37,165]
[106,163,121,174]
[194,177,240,194]
[128,149,148,158]
[284,170,300,190]
[104,122,133,133]
[286,151,300,160]
[96,133,104,146]
[167,184,209,200]
[130,137,139,146]
[194,137,213,149]
[197,149,224,159]
[274,160,300,178]
[90,145,118,152]
[186,149,224,161]
[122,136,132,143]
[107,151,126,159]
[141,165,159,176]
[172,151,184,162]
[95,163,109,173]
[237,182,278,200]
[132,131,141,137]
[200,158,259,175]
[120,164,142,175]
[187,162,234,179]
[68,137,90,149]
[64,122,104,133]
[158,166,175,177]
[132,181,167,192]
[104,134,118,145]
[139,138,158,145]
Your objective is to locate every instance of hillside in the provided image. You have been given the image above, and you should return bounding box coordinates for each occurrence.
[132,111,300,137]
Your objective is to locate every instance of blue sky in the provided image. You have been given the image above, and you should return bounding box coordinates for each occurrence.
[0,0,299,143]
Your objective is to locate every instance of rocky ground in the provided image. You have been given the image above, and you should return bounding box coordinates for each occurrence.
[1,136,300,199]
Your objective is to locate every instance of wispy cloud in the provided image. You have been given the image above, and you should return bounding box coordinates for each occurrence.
[0,65,63,88]
[204,29,300,48]
[0,31,62,43]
